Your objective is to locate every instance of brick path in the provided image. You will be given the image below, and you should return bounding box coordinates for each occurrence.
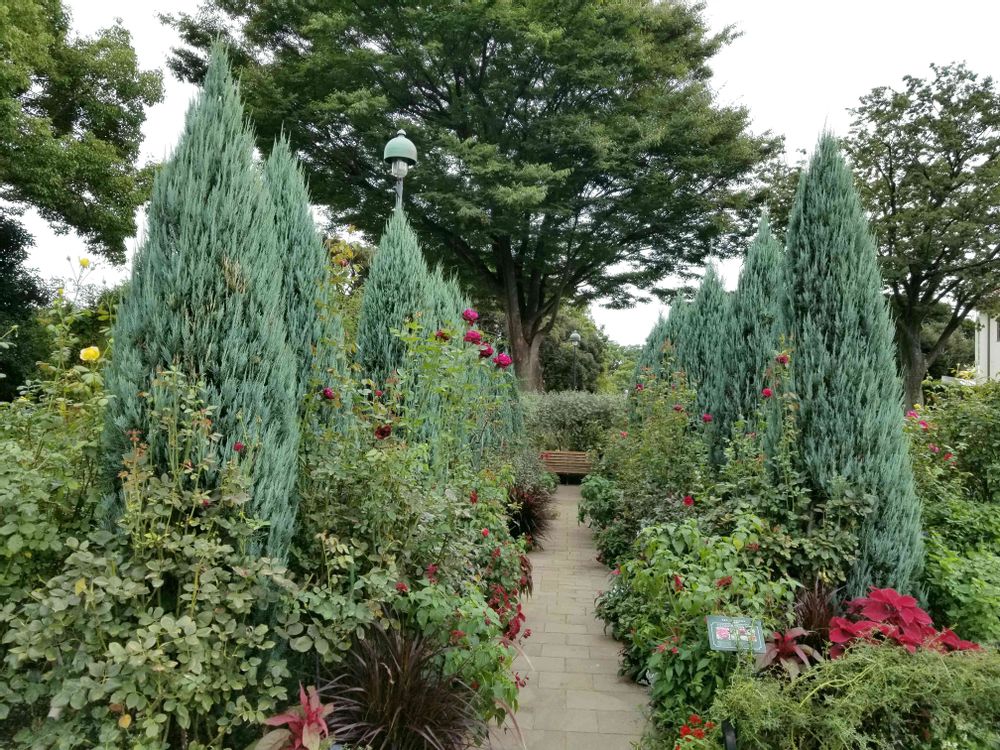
[490,484,648,750]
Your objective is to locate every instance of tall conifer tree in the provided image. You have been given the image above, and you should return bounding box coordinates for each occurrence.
[356,210,430,385]
[782,134,922,595]
[676,268,731,463]
[265,136,341,409]
[727,216,783,424]
[102,49,300,561]
[634,316,669,383]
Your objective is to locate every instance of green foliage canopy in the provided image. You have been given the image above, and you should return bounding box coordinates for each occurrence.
[166,0,777,388]
[0,1,162,260]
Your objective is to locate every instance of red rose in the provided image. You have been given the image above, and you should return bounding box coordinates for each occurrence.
[683,495,695,507]
[478,344,494,358]
[321,387,336,400]
[716,576,733,588]
[374,423,392,440]
[470,490,478,504]
[673,404,684,412]
[462,308,479,323]
[761,387,773,398]
[701,413,713,423]
[374,389,384,397]
[776,353,790,365]
[233,441,246,454]
[481,528,490,537]
[673,574,683,592]
[635,383,644,391]
[689,715,701,726]
[395,581,409,594]
[493,352,513,369]
[435,329,450,341]
[464,330,483,345]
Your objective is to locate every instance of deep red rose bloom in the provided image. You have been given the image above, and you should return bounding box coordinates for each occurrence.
[435,329,450,341]
[673,403,684,412]
[673,574,683,592]
[479,344,494,358]
[761,387,773,398]
[776,353,790,365]
[462,308,479,323]
[671,646,679,654]
[374,423,392,440]
[747,542,760,552]
[395,581,409,594]
[470,490,478,504]
[702,413,713,423]
[493,352,513,369]
[481,528,490,537]
[233,441,246,454]
[374,389,384,397]
[683,495,694,507]
[943,452,954,460]
[321,387,335,400]
[635,383,644,391]
[425,563,439,581]
[464,329,483,345]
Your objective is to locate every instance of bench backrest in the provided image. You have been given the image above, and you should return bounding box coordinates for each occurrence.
[540,450,592,476]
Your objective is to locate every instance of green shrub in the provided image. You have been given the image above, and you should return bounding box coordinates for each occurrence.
[596,518,796,735]
[712,645,1000,749]
[523,390,625,451]
[923,381,1000,503]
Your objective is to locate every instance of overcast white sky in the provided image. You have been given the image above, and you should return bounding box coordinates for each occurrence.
[20,0,1000,344]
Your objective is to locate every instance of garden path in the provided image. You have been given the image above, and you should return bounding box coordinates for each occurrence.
[489,484,648,750]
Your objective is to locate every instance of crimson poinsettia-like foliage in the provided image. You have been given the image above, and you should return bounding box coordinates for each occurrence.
[829,587,980,657]
[257,684,333,750]
[756,627,822,679]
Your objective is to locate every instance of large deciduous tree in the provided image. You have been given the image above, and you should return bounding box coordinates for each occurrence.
[782,134,922,597]
[0,1,162,261]
[847,63,1000,405]
[166,0,777,389]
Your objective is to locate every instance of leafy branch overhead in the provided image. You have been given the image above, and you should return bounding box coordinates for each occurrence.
[165,0,778,387]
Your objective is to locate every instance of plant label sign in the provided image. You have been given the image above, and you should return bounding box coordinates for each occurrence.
[706,615,766,653]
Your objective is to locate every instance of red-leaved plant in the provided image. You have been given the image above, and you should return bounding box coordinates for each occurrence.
[828,587,980,657]
[756,628,823,679]
[250,684,334,750]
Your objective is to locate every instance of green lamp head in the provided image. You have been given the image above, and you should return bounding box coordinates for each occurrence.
[384,129,418,178]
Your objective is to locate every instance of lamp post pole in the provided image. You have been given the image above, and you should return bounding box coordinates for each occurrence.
[383,129,418,211]
[569,330,581,391]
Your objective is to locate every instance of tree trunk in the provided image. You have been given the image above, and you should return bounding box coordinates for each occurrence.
[899,320,927,407]
[506,308,544,391]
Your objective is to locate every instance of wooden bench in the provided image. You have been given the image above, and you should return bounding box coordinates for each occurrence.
[540,450,592,477]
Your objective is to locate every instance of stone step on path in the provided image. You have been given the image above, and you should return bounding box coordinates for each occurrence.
[490,484,648,750]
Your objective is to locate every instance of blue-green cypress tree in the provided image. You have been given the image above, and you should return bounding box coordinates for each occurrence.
[102,48,300,561]
[356,210,430,385]
[634,316,670,383]
[727,215,783,424]
[264,135,342,409]
[782,134,922,595]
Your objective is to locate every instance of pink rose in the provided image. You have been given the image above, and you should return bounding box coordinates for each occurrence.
[462,308,479,323]
[493,353,513,369]
[464,330,483,345]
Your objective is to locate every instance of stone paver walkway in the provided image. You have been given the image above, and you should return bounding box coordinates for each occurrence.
[490,484,648,750]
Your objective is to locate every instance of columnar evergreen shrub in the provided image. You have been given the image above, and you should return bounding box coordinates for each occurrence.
[634,316,670,381]
[356,211,430,385]
[265,136,343,409]
[425,265,465,331]
[727,216,783,425]
[102,49,300,560]
[781,134,923,595]
[676,267,732,461]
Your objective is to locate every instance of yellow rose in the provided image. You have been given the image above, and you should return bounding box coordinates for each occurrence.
[79,257,91,268]
[79,346,100,362]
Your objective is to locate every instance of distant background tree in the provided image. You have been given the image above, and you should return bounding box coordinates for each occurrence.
[910,302,976,379]
[0,218,48,399]
[166,0,779,390]
[538,307,607,393]
[600,341,642,395]
[847,63,1000,405]
[0,1,162,261]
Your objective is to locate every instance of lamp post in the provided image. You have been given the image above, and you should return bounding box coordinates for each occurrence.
[383,129,418,211]
[569,330,581,390]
